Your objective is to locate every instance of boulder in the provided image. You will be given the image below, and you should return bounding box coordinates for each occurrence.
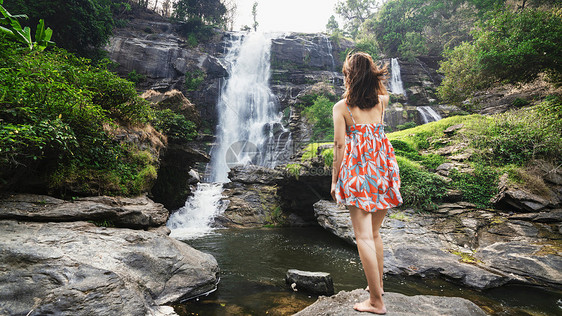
[492,173,560,212]
[141,89,201,127]
[217,165,285,227]
[294,289,487,316]
[286,269,334,296]
[312,200,510,290]
[151,143,210,211]
[0,194,168,229]
[0,220,219,316]
[314,200,355,245]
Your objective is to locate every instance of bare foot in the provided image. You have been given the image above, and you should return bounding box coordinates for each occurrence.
[364,286,384,295]
[353,299,387,314]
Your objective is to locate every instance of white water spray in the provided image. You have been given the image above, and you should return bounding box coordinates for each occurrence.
[390,58,406,96]
[167,183,226,240]
[417,105,442,124]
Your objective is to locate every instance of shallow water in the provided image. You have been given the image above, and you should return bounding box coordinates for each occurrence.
[174,227,562,315]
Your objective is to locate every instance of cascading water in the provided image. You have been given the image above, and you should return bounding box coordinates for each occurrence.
[167,183,225,240]
[417,105,442,124]
[208,32,290,183]
[167,32,290,239]
[390,58,406,96]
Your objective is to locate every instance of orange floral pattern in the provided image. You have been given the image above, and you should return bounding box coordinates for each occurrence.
[335,122,402,212]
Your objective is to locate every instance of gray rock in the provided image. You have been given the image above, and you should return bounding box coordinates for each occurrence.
[294,289,487,316]
[312,200,509,290]
[0,220,219,316]
[0,194,168,229]
[475,241,562,287]
[443,123,464,134]
[314,200,355,245]
[286,269,334,295]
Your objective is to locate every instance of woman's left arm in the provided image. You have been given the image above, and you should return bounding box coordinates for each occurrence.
[331,102,347,201]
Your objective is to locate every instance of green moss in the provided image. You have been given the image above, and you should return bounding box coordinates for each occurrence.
[286,163,302,180]
[321,148,334,167]
[389,211,411,221]
[396,156,447,210]
[449,164,499,208]
[450,250,482,264]
[301,143,332,161]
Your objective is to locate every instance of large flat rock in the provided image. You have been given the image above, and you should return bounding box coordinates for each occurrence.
[294,289,486,316]
[0,194,168,229]
[0,220,219,316]
[312,200,562,290]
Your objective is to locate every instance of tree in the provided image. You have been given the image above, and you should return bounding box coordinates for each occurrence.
[326,15,340,35]
[161,0,172,17]
[252,1,258,32]
[335,0,382,38]
[438,9,562,102]
[223,0,237,31]
[2,0,116,58]
[173,0,227,25]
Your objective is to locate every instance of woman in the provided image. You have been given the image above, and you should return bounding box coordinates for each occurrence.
[331,52,402,314]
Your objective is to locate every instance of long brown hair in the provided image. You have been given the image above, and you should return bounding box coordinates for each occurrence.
[342,52,388,109]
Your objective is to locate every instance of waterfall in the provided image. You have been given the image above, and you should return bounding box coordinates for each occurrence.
[167,183,226,240]
[207,32,290,183]
[417,106,442,124]
[168,32,290,239]
[390,58,406,96]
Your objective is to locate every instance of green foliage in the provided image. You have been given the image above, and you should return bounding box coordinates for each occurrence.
[512,97,530,108]
[3,0,117,58]
[151,109,197,143]
[396,122,417,131]
[396,156,446,209]
[302,95,334,141]
[321,148,334,168]
[473,96,562,165]
[301,142,332,161]
[335,0,379,39]
[0,37,156,196]
[127,69,145,84]
[365,0,493,58]
[185,69,205,91]
[449,165,499,208]
[439,9,562,102]
[173,0,226,25]
[326,15,340,35]
[391,139,445,169]
[286,163,302,180]
[0,1,54,51]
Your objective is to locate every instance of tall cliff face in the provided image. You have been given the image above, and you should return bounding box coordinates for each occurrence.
[105,14,453,141]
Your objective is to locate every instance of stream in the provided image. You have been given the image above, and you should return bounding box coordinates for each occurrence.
[173,227,562,315]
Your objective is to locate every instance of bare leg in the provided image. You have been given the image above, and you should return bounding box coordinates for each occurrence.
[349,206,387,314]
[366,213,385,294]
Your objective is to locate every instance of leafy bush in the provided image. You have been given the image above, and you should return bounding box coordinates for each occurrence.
[0,36,157,196]
[302,95,334,141]
[449,165,499,208]
[439,9,562,102]
[396,156,446,209]
[474,96,562,165]
[185,69,205,91]
[151,109,197,143]
[3,0,117,58]
[396,122,417,131]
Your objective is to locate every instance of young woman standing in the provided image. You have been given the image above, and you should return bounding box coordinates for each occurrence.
[331,52,403,314]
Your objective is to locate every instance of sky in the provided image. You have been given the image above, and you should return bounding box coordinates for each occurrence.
[232,0,341,33]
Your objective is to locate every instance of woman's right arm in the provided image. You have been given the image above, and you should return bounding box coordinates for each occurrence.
[331,101,346,201]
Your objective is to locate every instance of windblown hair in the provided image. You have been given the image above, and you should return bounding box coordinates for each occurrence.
[342,52,388,109]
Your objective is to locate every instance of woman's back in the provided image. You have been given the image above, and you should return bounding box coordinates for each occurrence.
[344,95,389,126]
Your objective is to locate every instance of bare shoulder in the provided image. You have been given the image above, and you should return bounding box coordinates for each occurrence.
[333,99,346,113]
[379,94,390,103]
